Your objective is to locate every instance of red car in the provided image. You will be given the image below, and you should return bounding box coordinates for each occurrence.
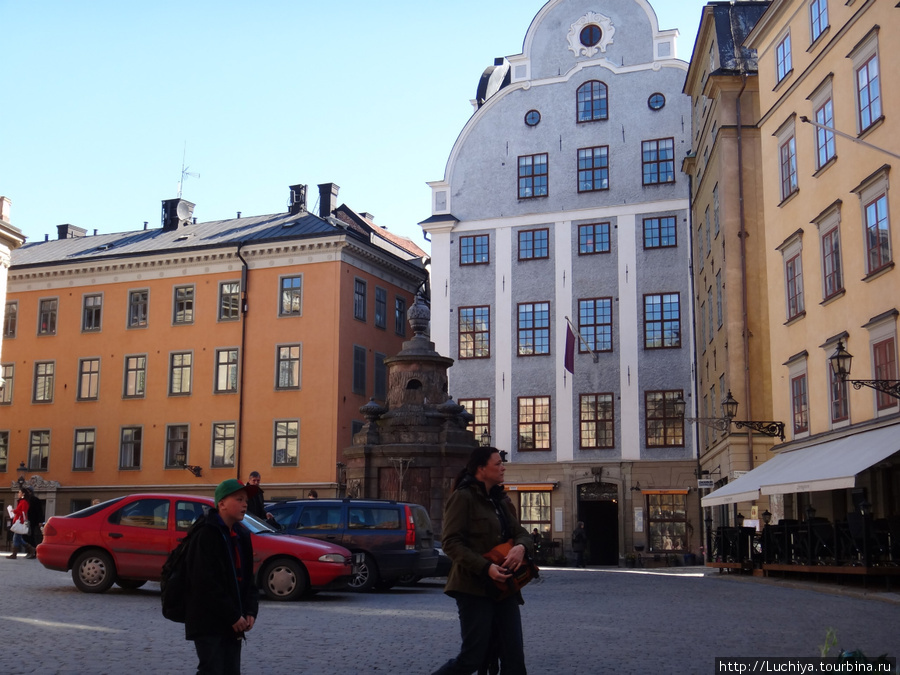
[37,493,355,601]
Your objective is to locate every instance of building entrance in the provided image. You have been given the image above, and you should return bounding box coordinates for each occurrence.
[577,482,619,565]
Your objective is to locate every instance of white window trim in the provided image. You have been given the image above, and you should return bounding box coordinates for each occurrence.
[847,28,880,135]
[777,230,805,323]
[786,353,810,440]
[865,313,899,415]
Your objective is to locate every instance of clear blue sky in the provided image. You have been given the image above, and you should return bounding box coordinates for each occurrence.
[2,0,708,251]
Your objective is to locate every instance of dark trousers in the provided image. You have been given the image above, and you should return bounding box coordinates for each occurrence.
[433,593,526,675]
[194,633,242,675]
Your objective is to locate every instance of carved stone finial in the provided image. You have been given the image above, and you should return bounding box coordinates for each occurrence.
[359,398,387,422]
[407,293,430,338]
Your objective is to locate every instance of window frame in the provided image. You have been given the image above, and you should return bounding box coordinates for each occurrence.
[576,80,609,123]
[645,390,685,448]
[82,293,103,332]
[273,419,300,466]
[219,280,242,321]
[578,298,613,353]
[577,145,609,193]
[3,301,16,338]
[647,493,688,552]
[643,293,681,349]
[813,95,836,170]
[128,289,149,328]
[275,344,302,390]
[0,430,8,472]
[643,216,677,249]
[353,278,367,321]
[517,302,551,356]
[460,234,490,266]
[119,426,143,470]
[821,224,843,300]
[165,424,190,469]
[459,398,490,445]
[785,252,805,321]
[77,357,101,401]
[0,363,13,405]
[168,351,193,396]
[37,297,58,336]
[864,193,891,275]
[776,31,792,83]
[211,421,237,468]
[28,429,51,471]
[458,305,491,359]
[374,352,387,401]
[394,296,407,336]
[579,393,614,449]
[172,285,195,325]
[374,287,387,330]
[518,228,550,260]
[215,348,239,393]
[578,222,610,255]
[123,354,147,399]
[33,361,55,403]
[852,38,881,134]
[279,275,303,317]
[791,373,810,434]
[641,138,675,186]
[779,132,798,201]
[517,395,551,451]
[809,0,828,44]
[517,153,549,199]
[73,428,95,471]
[872,337,898,412]
[829,360,849,425]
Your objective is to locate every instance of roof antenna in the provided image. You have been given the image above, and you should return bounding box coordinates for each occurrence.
[176,141,200,198]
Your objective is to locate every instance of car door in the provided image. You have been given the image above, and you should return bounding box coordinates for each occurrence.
[101,497,171,578]
[291,503,345,546]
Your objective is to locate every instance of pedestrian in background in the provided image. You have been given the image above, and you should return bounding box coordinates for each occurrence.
[7,488,35,560]
[432,446,532,675]
[572,521,588,568]
[23,487,44,553]
[184,479,260,674]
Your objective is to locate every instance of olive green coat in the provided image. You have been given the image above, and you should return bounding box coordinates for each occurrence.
[441,477,533,599]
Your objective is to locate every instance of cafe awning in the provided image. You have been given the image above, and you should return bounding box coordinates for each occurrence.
[702,423,900,507]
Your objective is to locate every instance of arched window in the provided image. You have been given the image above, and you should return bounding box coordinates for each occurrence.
[577,81,608,122]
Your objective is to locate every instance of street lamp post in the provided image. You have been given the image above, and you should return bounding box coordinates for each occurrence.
[828,340,900,401]
[174,448,203,477]
[674,391,786,441]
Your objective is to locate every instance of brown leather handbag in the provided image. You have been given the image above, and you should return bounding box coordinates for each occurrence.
[482,540,539,600]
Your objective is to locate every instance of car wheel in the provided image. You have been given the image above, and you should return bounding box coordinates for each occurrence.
[72,549,116,594]
[115,579,147,590]
[347,552,379,592]
[261,558,309,601]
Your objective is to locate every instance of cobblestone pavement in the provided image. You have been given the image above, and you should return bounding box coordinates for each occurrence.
[2,557,899,675]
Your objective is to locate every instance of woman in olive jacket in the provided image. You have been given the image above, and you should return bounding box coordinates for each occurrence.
[433,447,533,675]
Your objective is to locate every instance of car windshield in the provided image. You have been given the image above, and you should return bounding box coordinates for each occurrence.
[241,512,278,534]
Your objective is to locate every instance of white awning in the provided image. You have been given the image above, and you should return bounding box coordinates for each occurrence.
[702,424,900,508]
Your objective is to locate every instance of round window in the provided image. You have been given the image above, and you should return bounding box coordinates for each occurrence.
[580,25,602,48]
[524,110,541,127]
[648,93,666,111]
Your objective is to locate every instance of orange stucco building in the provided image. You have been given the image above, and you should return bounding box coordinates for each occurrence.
[1,184,427,516]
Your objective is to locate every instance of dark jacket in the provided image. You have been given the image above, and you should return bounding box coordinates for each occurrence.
[441,476,532,599]
[247,488,266,520]
[184,512,259,640]
[572,526,587,552]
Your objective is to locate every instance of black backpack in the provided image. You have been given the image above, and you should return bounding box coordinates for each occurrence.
[160,516,204,623]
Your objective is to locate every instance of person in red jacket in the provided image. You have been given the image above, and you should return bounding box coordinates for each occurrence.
[8,488,35,559]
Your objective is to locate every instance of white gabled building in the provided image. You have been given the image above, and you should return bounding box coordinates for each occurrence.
[421,0,700,565]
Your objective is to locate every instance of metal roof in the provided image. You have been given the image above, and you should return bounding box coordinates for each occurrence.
[11,211,350,268]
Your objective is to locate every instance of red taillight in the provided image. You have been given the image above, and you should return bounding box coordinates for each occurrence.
[404,505,415,550]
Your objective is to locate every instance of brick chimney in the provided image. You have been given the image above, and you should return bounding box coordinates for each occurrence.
[288,184,307,215]
[56,224,88,240]
[317,183,339,219]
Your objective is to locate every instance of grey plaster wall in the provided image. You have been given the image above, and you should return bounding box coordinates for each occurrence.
[528,0,658,80]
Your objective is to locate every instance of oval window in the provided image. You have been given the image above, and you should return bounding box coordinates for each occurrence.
[525,110,541,127]
[580,25,602,48]
[648,93,666,111]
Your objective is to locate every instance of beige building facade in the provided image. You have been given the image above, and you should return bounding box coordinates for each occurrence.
[705,0,900,529]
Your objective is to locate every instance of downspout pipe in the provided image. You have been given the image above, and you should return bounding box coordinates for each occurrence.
[236,243,250,481]
[736,73,755,476]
